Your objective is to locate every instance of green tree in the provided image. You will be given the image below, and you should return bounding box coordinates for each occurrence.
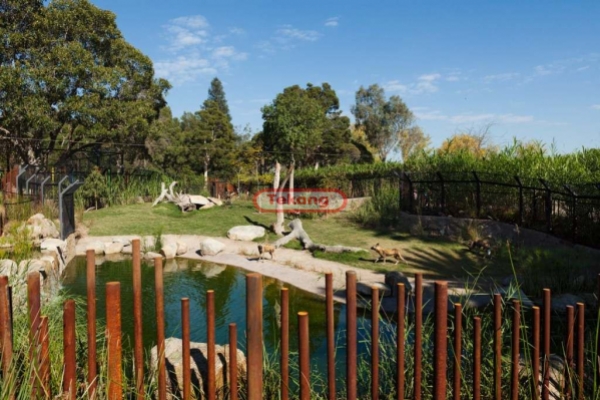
[0,0,170,166]
[207,77,231,121]
[261,85,326,167]
[146,107,191,176]
[399,126,431,162]
[80,167,108,209]
[305,83,354,166]
[351,84,414,161]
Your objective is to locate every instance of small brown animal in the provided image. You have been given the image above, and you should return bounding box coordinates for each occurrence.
[468,239,492,256]
[258,243,276,262]
[370,243,407,265]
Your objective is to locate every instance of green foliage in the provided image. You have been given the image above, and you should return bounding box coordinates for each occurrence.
[153,226,163,252]
[79,167,108,209]
[262,85,326,166]
[207,77,231,120]
[352,84,415,161]
[0,221,34,261]
[0,0,170,165]
[350,184,401,227]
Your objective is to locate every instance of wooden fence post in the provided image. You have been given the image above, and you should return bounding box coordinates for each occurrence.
[246,273,263,400]
[106,282,122,400]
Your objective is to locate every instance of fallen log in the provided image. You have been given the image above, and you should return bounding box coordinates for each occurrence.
[273,219,365,253]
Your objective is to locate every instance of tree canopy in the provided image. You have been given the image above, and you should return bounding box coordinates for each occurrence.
[0,0,170,167]
[352,84,415,161]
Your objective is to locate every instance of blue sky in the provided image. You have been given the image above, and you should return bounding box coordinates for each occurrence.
[92,0,600,156]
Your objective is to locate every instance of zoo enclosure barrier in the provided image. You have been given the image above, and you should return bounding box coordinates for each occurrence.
[1,242,600,399]
[0,165,83,239]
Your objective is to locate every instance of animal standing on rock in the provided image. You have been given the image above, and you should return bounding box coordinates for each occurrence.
[370,243,407,265]
[257,244,276,262]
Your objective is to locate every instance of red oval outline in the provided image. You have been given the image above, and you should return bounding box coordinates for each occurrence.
[252,188,348,213]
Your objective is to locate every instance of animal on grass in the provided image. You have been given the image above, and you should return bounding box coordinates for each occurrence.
[370,243,407,265]
[467,238,492,257]
[257,243,276,262]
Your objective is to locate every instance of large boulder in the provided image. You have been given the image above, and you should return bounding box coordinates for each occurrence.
[357,281,390,297]
[199,239,225,256]
[40,238,67,253]
[550,293,585,313]
[160,242,178,260]
[0,259,17,277]
[24,213,59,240]
[176,241,188,256]
[150,337,246,399]
[227,226,266,241]
[384,271,413,297]
[144,251,163,261]
[87,241,106,255]
[104,242,124,255]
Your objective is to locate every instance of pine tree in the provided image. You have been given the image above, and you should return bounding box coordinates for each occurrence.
[207,78,231,121]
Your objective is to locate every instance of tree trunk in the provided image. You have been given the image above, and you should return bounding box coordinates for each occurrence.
[203,162,209,192]
[288,160,295,205]
[273,161,285,235]
[273,219,365,253]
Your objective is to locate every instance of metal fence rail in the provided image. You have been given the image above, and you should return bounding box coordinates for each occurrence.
[1,243,599,399]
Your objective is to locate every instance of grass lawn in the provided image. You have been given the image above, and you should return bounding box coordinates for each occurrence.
[82,200,599,286]
[83,201,515,281]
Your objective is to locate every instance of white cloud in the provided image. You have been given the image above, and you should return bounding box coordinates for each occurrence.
[256,40,276,54]
[446,76,460,82]
[212,46,248,61]
[158,15,249,85]
[576,65,590,72]
[277,25,321,41]
[414,108,534,124]
[325,17,339,27]
[385,73,441,95]
[163,15,211,50]
[483,72,520,82]
[154,54,217,85]
[229,27,246,35]
[170,15,209,29]
[592,104,600,110]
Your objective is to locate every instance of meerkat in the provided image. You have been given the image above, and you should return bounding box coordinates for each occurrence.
[257,243,276,262]
[370,243,407,265]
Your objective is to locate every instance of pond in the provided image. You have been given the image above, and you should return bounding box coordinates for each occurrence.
[62,256,398,381]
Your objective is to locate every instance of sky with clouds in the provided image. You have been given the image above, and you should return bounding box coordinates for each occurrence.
[91,0,600,156]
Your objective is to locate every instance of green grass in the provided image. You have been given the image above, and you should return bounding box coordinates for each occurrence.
[82,201,532,281]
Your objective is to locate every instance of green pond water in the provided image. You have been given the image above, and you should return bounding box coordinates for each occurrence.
[62,256,397,381]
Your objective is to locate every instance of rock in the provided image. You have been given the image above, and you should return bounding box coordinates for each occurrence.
[144,251,163,261]
[87,241,105,255]
[95,256,106,266]
[40,238,67,253]
[0,260,17,277]
[357,281,390,297]
[208,197,223,206]
[493,287,534,308]
[551,293,584,312]
[122,245,133,255]
[384,271,413,297]
[25,213,59,239]
[227,226,266,241]
[150,337,246,398]
[176,241,188,256]
[199,238,225,256]
[501,275,523,287]
[18,259,46,276]
[188,195,210,206]
[104,242,124,255]
[112,238,131,246]
[160,243,177,259]
[39,255,56,270]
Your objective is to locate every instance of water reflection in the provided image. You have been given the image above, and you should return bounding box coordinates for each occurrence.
[62,256,397,377]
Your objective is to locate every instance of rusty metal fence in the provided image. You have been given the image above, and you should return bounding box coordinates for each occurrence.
[1,242,600,399]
